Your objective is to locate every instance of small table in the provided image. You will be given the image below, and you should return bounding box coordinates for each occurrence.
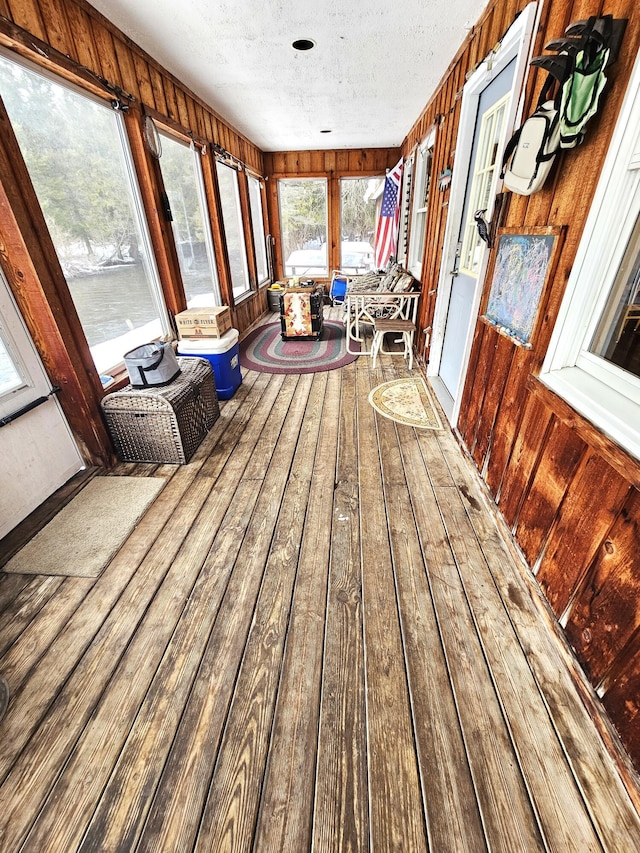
[279,286,324,340]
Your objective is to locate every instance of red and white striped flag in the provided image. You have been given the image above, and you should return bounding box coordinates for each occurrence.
[374,158,403,269]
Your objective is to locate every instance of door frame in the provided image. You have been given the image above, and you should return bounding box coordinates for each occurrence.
[427,2,539,424]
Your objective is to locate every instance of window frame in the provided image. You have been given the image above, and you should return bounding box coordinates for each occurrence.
[338,175,381,274]
[247,173,270,286]
[0,308,31,410]
[396,152,414,266]
[278,177,329,278]
[459,92,510,276]
[158,129,222,307]
[407,127,436,278]
[215,160,252,301]
[541,48,640,461]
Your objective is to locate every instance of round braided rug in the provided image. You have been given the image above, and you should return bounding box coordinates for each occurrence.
[240,321,359,374]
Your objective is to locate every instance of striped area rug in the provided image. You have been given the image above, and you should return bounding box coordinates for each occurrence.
[240,321,359,374]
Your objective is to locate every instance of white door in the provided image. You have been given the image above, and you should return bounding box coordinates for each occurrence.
[439,69,514,395]
[429,3,538,423]
[0,270,83,539]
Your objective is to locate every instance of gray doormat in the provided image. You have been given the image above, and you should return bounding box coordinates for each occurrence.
[3,476,164,578]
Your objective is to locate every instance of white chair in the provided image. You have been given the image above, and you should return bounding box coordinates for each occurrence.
[370,293,420,369]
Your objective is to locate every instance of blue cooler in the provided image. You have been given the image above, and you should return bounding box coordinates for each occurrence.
[177,328,242,400]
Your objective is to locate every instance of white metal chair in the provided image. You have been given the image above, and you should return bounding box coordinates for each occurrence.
[369,294,420,369]
[345,290,420,357]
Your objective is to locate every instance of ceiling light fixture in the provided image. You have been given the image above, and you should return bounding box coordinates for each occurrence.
[292,39,316,51]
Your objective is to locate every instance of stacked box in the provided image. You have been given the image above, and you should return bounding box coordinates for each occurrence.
[175,306,232,340]
[101,357,219,464]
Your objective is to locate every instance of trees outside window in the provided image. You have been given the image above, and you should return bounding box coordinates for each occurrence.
[0,53,169,376]
[278,179,328,277]
[339,177,382,273]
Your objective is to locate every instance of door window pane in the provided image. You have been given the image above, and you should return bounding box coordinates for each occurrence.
[278,179,328,277]
[159,133,220,307]
[589,211,640,379]
[216,162,251,299]
[0,328,23,397]
[460,93,509,276]
[248,175,269,284]
[339,177,381,273]
[0,54,170,376]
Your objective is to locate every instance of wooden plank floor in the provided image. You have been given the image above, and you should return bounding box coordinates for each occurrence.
[2,306,640,851]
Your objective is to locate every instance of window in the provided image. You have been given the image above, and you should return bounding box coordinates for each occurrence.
[159,132,221,307]
[541,49,640,460]
[0,324,24,398]
[589,214,640,380]
[408,129,435,276]
[278,178,328,277]
[396,154,414,265]
[460,93,510,276]
[0,53,170,378]
[339,177,382,273]
[247,174,269,285]
[216,162,251,299]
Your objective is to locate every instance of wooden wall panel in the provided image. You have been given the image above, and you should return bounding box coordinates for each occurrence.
[565,488,640,683]
[484,348,536,497]
[536,454,632,618]
[6,0,46,39]
[400,0,640,769]
[496,395,552,530]
[470,332,515,467]
[604,651,640,768]
[514,419,586,566]
[64,2,99,71]
[37,0,73,55]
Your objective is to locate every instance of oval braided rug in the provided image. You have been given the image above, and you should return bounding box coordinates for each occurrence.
[240,320,359,374]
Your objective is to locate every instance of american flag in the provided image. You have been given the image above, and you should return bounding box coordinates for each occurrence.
[374,158,403,269]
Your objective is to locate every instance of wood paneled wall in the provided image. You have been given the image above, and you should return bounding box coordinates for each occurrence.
[401,0,640,769]
[0,0,269,465]
[264,148,401,281]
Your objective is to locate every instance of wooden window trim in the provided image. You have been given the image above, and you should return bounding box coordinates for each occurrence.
[201,153,234,306]
[247,173,271,288]
[237,169,258,290]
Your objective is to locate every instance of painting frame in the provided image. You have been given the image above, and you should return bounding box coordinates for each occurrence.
[481,226,564,347]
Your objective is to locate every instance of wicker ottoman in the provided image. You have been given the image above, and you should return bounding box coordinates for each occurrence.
[101,357,219,464]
